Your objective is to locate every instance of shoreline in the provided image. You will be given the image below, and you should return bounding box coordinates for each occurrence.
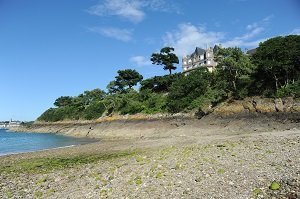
[0,144,77,157]
[0,129,100,158]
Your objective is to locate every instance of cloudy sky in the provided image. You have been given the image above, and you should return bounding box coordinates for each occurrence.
[0,0,299,120]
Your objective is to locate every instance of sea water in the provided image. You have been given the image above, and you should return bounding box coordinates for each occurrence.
[0,129,96,156]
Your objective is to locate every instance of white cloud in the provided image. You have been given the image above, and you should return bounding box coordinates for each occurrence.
[222,38,267,48]
[262,15,274,22]
[88,0,145,23]
[89,27,133,42]
[223,16,274,48]
[246,22,258,30]
[163,16,273,56]
[290,28,300,35]
[223,26,264,47]
[163,23,224,57]
[130,56,152,66]
[87,0,179,23]
[145,0,181,13]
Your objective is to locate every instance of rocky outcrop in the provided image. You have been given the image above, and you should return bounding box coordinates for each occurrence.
[212,97,300,116]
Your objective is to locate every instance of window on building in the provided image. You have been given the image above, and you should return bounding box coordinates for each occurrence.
[200,55,204,60]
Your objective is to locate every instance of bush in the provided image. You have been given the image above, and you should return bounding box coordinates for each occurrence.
[139,89,167,114]
[166,68,212,113]
[37,108,65,122]
[190,87,227,110]
[276,80,300,98]
[115,90,144,115]
[83,101,106,120]
[140,73,182,93]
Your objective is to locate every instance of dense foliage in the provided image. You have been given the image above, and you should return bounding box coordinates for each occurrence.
[252,35,300,96]
[140,73,182,93]
[38,35,300,121]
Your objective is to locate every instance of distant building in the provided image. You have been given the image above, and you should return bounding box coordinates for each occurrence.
[0,119,21,129]
[9,119,21,127]
[0,121,9,129]
[182,45,220,73]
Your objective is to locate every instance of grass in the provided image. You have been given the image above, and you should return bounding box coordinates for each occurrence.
[0,151,137,174]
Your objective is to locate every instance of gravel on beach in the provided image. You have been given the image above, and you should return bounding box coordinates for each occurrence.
[0,127,299,199]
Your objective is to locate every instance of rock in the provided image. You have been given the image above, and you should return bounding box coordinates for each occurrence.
[214,101,246,116]
[283,97,294,112]
[275,98,284,112]
[291,100,300,113]
[253,98,276,113]
[242,99,256,113]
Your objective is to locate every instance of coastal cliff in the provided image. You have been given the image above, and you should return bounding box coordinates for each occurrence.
[11,97,300,139]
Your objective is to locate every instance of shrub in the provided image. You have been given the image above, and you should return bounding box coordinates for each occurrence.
[140,73,182,93]
[83,101,106,120]
[166,68,212,113]
[276,80,300,98]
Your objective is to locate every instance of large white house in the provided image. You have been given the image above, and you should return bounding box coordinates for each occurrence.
[182,45,219,73]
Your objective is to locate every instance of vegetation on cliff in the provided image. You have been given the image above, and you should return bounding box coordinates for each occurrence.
[38,35,300,122]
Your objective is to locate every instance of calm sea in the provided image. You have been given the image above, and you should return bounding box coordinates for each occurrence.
[0,129,96,156]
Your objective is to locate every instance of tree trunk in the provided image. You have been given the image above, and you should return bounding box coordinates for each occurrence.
[232,80,237,91]
[274,74,278,91]
[169,68,172,75]
[231,70,237,91]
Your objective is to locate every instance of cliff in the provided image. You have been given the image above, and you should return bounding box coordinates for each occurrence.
[11,97,299,139]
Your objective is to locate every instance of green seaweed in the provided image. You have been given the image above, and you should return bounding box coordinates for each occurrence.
[0,151,136,174]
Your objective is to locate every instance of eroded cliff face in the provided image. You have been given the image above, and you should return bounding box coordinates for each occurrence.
[211,97,300,116]
[10,97,299,139]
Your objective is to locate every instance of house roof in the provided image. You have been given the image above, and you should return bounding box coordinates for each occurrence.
[191,47,206,57]
[246,48,256,55]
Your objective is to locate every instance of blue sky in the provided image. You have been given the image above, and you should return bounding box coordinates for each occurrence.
[0,0,299,121]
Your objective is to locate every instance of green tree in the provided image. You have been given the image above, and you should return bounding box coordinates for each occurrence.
[107,69,143,94]
[166,68,212,112]
[140,73,182,93]
[252,35,300,94]
[78,89,106,105]
[83,101,106,120]
[215,47,255,98]
[106,80,123,94]
[54,96,73,107]
[151,47,179,75]
[115,69,143,89]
